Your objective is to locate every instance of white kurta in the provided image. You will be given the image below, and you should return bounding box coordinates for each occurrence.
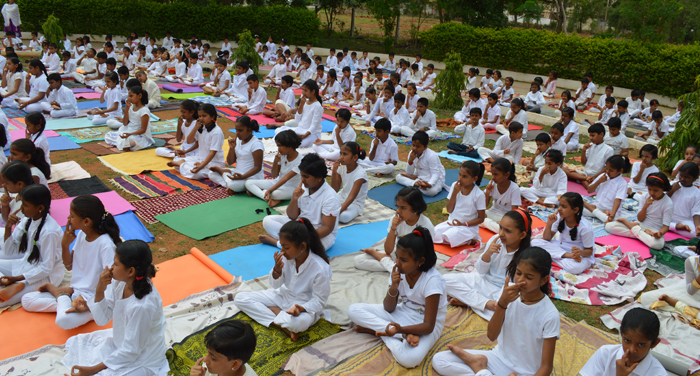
[434,183,485,247]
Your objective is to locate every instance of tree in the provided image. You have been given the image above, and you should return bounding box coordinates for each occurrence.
[612,0,682,43]
[433,52,465,111]
[317,0,345,37]
[516,0,544,27]
[407,0,431,48]
[436,0,508,27]
[231,30,262,76]
[365,0,403,51]
[42,15,64,52]
[658,77,699,172]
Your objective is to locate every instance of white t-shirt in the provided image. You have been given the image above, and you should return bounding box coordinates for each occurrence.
[391,214,436,241]
[123,106,153,143]
[551,215,595,262]
[277,154,302,188]
[603,133,629,156]
[279,87,296,110]
[551,137,567,156]
[532,166,567,196]
[104,87,122,117]
[592,174,628,212]
[671,185,700,223]
[491,296,560,375]
[506,109,528,137]
[234,136,264,176]
[447,182,486,223]
[483,104,502,123]
[392,267,447,317]
[637,192,673,231]
[489,181,522,215]
[28,74,50,102]
[580,344,666,376]
[564,119,579,146]
[366,137,399,165]
[195,125,226,166]
[333,124,356,148]
[500,87,514,102]
[5,71,26,97]
[71,233,117,300]
[337,165,368,215]
[297,182,342,243]
[627,162,659,193]
[583,143,613,176]
[648,120,670,141]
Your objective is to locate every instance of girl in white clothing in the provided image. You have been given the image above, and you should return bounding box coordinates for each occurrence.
[668,162,700,238]
[202,58,231,96]
[446,210,532,321]
[496,98,527,136]
[533,192,595,275]
[482,158,521,234]
[433,247,559,376]
[245,130,302,207]
[312,108,356,161]
[104,86,154,151]
[22,195,119,330]
[542,70,558,98]
[555,90,576,119]
[349,227,447,369]
[627,144,659,200]
[235,220,332,341]
[156,100,199,161]
[520,149,567,207]
[171,104,226,181]
[164,52,188,82]
[180,52,203,86]
[355,187,435,273]
[0,161,33,225]
[606,173,673,250]
[10,138,51,187]
[331,142,369,224]
[189,321,259,376]
[0,57,27,107]
[321,69,341,104]
[16,59,49,113]
[0,184,63,308]
[23,112,51,166]
[434,161,486,247]
[86,72,122,127]
[209,116,264,193]
[523,82,545,114]
[465,68,478,91]
[671,146,697,182]
[62,240,168,376]
[275,80,324,148]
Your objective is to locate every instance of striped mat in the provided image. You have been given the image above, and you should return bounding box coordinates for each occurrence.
[131,187,230,224]
[110,170,217,199]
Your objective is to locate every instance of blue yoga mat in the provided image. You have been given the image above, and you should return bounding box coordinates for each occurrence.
[210,220,390,281]
[61,210,154,250]
[76,100,103,110]
[229,127,277,139]
[4,135,80,156]
[437,150,482,163]
[321,120,336,133]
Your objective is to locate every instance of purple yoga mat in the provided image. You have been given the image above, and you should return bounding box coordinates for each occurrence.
[71,88,95,93]
[162,84,203,93]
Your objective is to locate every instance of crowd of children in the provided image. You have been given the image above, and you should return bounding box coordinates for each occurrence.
[0,31,694,376]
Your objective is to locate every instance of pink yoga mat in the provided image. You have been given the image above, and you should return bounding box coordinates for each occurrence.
[237,114,279,125]
[51,191,135,227]
[75,92,104,99]
[10,130,59,140]
[567,181,595,196]
[595,232,690,260]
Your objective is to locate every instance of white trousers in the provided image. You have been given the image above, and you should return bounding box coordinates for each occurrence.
[209,168,263,193]
[24,102,44,113]
[347,303,445,369]
[444,273,501,319]
[519,186,560,205]
[605,221,665,250]
[354,252,394,273]
[21,291,94,330]
[87,114,120,128]
[234,289,318,333]
[178,159,222,180]
[400,126,437,139]
[359,161,395,175]
[583,207,613,223]
[433,349,510,376]
[477,147,514,163]
[275,125,318,148]
[669,221,696,239]
[481,210,503,234]
[479,120,497,131]
[148,98,161,109]
[532,239,593,275]
[454,112,468,123]
[263,215,336,250]
[0,259,59,308]
[312,144,340,161]
[40,102,77,118]
[434,221,480,247]
[395,175,442,197]
[495,124,510,136]
[339,205,360,224]
[244,179,295,201]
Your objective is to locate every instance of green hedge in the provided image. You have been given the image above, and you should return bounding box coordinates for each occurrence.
[16,1,320,46]
[420,23,700,98]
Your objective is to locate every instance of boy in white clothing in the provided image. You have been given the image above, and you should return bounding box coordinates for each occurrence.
[625,89,643,118]
[312,108,356,161]
[233,75,267,115]
[635,111,669,145]
[565,123,614,189]
[632,99,659,126]
[584,96,616,127]
[454,89,486,124]
[549,123,567,157]
[520,149,567,207]
[447,107,483,159]
[401,98,437,138]
[603,118,629,158]
[41,73,78,118]
[383,53,396,73]
[397,131,446,197]
[408,63,423,84]
[613,99,630,133]
[388,93,411,135]
[477,122,524,164]
[263,75,296,124]
[264,56,287,85]
[590,85,615,113]
[573,78,592,110]
[60,51,76,78]
[560,108,579,152]
[44,43,61,74]
[359,119,399,176]
[524,132,552,172]
[479,93,501,131]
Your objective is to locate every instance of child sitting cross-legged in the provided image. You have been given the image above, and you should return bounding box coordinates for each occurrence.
[522,132,552,173]
[232,74,267,116]
[330,142,369,224]
[245,130,301,208]
[477,121,524,164]
[564,123,613,190]
[479,93,501,131]
[312,109,356,161]
[235,219,332,342]
[387,93,411,135]
[396,131,446,197]
[582,155,629,224]
[209,116,264,194]
[155,100,199,162]
[496,98,528,137]
[667,161,700,239]
[447,107,483,159]
[627,144,658,201]
[481,158,522,234]
[348,227,447,369]
[262,75,295,124]
[275,80,324,148]
[358,118,399,177]
[171,104,226,180]
[401,97,437,139]
[603,117,629,160]
[103,86,154,152]
[520,149,567,208]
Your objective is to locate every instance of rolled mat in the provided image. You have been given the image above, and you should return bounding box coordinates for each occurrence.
[162,84,203,93]
[190,247,234,284]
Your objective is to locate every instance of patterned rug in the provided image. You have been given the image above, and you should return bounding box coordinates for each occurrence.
[131,187,229,224]
[48,182,69,200]
[184,96,234,107]
[111,169,218,200]
[82,134,175,156]
[2,107,28,119]
[361,129,460,145]
[58,119,179,144]
[58,176,111,197]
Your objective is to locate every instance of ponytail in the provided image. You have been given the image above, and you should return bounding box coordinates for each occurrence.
[396,226,436,272]
[29,59,48,78]
[237,115,260,132]
[70,195,122,246]
[343,141,366,160]
[17,185,52,265]
[302,79,323,104]
[507,247,552,295]
[10,139,51,179]
[198,103,217,133]
[25,112,47,145]
[492,158,516,183]
[279,218,328,264]
[116,240,156,299]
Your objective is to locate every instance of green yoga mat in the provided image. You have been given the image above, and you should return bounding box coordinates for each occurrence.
[155,195,273,240]
[162,92,204,100]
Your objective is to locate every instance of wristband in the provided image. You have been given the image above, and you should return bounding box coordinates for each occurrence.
[387,288,399,297]
[497,301,507,310]
[464,222,469,228]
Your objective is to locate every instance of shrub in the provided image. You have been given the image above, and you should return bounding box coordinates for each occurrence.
[420,23,700,98]
[433,52,464,110]
[231,30,263,76]
[17,1,320,45]
[658,76,700,171]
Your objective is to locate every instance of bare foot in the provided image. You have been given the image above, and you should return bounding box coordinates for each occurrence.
[362,248,388,262]
[449,297,468,307]
[226,188,235,195]
[376,173,383,178]
[38,282,59,297]
[272,322,299,341]
[354,325,375,334]
[209,165,226,174]
[123,147,131,152]
[166,161,176,167]
[268,199,281,207]
[0,283,25,302]
[405,334,420,347]
[616,217,634,228]
[447,344,488,372]
[447,150,457,154]
[258,234,278,246]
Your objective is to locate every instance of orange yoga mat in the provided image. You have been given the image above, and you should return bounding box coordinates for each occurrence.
[0,249,233,360]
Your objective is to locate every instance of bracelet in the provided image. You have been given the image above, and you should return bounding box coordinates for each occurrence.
[497,301,507,310]
[387,288,399,297]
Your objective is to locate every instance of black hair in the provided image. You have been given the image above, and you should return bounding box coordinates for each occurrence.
[70,195,122,246]
[508,121,524,134]
[535,132,551,144]
[204,320,257,363]
[505,76,514,84]
[427,63,434,69]
[468,88,481,99]
[544,149,563,165]
[639,90,646,96]
[365,86,376,95]
[189,52,198,61]
[680,159,700,179]
[1,160,33,187]
[342,141,366,160]
[530,81,541,90]
[607,117,622,129]
[246,74,259,82]
[384,84,395,94]
[460,161,485,187]
[281,75,293,85]
[561,90,572,100]
[645,172,671,191]
[617,99,628,109]
[487,93,498,101]
[215,58,227,67]
[407,82,417,92]
[395,186,427,214]
[507,246,552,295]
[533,77,543,85]
[96,51,108,60]
[328,69,338,80]
[639,144,658,159]
[180,99,200,119]
[621,307,660,342]
[396,226,436,272]
[558,192,584,241]
[62,51,71,58]
[469,67,480,75]
[197,103,218,133]
[502,210,533,265]
[298,153,327,178]
[492,158,516,183]
[417,97,429,107]
[115,240,156,299]
[631,89,641,97]
[394,92,405,103]
[550,70,558,79]
[47,43,57,49]
[237,115,260,132]
[411,130,429,147]
[117,66,129,76]
[106,57,117,66]
[467,107,482,117]
[562,107,575,118]
[607,155,630,173]
[17,184,51,265]
[274,129,302,148]
[511,98,524,109]
[584,72,593,79]
[104,71,119,85]
[129,85,149,105]
[374,118,391,132]
[342,66,350,73]
[335,108,351,122]
[279,218,329,263]
[588,123,605,136]
[122,46,131,53]
[11,138,51,179]
[8,57,22,73]
[651,110,663,120]
[411,63,418,70]
[687,145,699,154]
[605,96,616,104]
[551,122,565,133]
[581,78,590,84]
[28,59,47,77]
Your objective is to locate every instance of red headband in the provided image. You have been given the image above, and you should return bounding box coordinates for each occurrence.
[516,209,529,228]
[298,219,304,224]
[135,276,143,281]
[412,230,422,236]
[649,175,665,184]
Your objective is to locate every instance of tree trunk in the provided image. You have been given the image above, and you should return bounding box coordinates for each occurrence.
[438,2,444,23]
[350,7,355,37]
[395,13,401,46]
